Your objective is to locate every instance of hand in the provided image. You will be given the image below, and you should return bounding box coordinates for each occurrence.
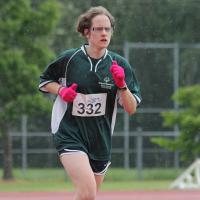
[110,60,126,88]
[58,83,78,102]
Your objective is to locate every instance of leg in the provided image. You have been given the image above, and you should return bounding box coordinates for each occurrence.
[95,174,105,191]
[60,153,97,200]
[93,160,111,191]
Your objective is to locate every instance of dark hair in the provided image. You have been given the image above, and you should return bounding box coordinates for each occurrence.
[76,6,115,36]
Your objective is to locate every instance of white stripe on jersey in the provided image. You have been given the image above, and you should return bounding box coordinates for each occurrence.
[110,91,119,135]
[51,96,68,134]
[64,49,82,85]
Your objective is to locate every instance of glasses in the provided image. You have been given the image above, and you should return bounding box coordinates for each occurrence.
[91,27,112,33]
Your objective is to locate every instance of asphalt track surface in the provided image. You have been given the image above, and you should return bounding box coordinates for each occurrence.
[1,190,200,200]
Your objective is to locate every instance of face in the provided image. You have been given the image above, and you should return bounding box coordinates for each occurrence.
[86,14,112,50]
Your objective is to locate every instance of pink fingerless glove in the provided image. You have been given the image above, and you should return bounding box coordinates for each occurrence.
[110,60,126,88]
[58,83,78,102]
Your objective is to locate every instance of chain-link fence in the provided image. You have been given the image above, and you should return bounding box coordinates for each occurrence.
[0,43,200,174]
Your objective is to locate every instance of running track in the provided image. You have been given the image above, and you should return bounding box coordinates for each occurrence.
[1,191,200,200]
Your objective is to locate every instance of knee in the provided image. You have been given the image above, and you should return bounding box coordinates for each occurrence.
[80,192,96,200]
[77,186,96,200]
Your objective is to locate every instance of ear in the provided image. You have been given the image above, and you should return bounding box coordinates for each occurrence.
[84,28,89,36]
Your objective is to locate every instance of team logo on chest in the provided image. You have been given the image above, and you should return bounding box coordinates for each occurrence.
[104,76,110,83]
[98,76,114,89]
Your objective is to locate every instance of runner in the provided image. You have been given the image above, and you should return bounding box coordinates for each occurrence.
[39,6,141,200]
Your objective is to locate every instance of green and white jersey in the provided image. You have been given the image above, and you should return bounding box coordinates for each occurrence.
[39,45,141,161]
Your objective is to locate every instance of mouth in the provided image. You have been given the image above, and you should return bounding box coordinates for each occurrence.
[100,39,108,42]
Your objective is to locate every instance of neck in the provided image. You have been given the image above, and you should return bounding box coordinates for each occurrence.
[85,45,106,59]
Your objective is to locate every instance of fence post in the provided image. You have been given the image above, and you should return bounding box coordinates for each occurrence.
[123,41,130,169]
[136,127,143,180]
[22,114,28,173]
[173,43,180,168]
[124,112,130,169]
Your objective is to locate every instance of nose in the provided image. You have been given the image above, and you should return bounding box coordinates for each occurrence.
[101,28,108,34]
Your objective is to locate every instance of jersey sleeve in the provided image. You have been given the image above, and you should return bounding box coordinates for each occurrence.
[39,56,65,93]
[118,58,142,105]
[39,48,79,93]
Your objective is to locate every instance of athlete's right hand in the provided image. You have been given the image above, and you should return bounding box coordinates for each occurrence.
[58,83,78,102]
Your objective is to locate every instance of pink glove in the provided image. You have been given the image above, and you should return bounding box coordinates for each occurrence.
[58,83,78,102]
[110,60,126,88]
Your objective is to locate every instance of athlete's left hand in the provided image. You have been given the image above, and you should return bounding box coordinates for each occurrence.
[110,60,126,88]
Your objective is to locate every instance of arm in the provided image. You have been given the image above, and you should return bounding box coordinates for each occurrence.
[110,60,139,115]
[44,82,78,102]
[119,87,137,115]
[43,82,63,95]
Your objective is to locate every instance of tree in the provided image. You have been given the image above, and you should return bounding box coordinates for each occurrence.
[0,0,61,180]
[152,85,200,164]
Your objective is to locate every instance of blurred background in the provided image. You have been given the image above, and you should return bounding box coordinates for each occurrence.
[0,0,200,185]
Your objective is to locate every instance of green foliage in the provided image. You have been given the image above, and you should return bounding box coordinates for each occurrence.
[152,85,200,163]
[0,0,62,133]
[0,0,62,180]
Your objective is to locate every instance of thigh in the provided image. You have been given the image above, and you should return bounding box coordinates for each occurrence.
[60,153,96,190]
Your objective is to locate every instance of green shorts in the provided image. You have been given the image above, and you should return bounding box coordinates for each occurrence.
[58,148,111,175]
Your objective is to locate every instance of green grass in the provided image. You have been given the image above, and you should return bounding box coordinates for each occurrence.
[102,180,171,191]
[106,168,183,181]
[0,168,183,192]
[0,180,72,192]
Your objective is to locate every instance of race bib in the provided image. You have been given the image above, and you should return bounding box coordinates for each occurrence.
[72,93,107,117]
